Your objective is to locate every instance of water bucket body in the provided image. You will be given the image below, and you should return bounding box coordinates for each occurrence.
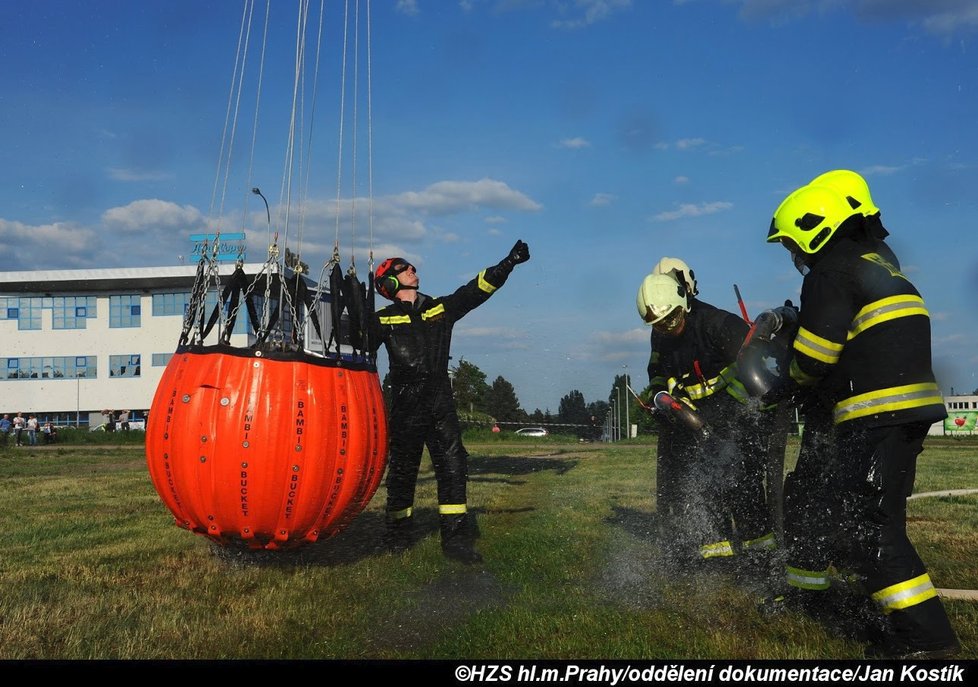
[146,346,388,549]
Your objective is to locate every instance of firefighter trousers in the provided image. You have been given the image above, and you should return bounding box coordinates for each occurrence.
[385,383,472,544]
[834,422,958,650]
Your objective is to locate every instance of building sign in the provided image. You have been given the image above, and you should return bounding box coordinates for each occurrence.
[190,232,247,262]
[944,411,977,433]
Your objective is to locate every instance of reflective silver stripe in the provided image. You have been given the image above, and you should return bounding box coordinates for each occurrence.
[421,303,446,320]
[700,540,734,559]
[477,269,497,294]
[793,326,843,365]
[849,295,928,339]
[871,573,937,613]
[379,314,411,325]
[786,566,831,591]
[389,507,413,520]
[742,532,776,550]
[834,383,944,424]
[439,503,467,515]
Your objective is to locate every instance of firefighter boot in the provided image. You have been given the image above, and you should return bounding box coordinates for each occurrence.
[383,514,415,554]
[440,513,483,564]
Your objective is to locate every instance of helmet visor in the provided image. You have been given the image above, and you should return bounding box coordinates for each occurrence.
[651,306,685,334]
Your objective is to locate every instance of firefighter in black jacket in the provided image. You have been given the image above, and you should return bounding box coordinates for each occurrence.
[761,171,899,624]
[637,271,774,568]
[646,258,699,561]
[370,240,530,562]
[767,180,959,659]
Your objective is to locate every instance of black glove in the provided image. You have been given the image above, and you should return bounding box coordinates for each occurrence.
[504,239,530,267]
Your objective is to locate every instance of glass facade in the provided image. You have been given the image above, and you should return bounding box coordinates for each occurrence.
[2,355,97,379]
[0,296,98,330]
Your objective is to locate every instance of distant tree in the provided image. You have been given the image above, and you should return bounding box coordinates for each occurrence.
[528,408,546,424]
[451,358,489,414]
[558,389,590,435]
[485,376,524,423]
[584,400,610,440]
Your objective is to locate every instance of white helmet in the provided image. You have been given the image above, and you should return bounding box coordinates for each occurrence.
[636,273,690,328]
[652,257,698,296]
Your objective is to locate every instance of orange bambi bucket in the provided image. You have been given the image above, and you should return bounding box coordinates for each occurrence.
[146,346,388,550]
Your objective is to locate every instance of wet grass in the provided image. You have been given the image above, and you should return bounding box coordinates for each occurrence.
[0,437,975,660]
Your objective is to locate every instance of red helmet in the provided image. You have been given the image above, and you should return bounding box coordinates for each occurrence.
[374,257,414,300]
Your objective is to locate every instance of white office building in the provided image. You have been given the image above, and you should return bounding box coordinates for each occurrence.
[0,263,307,428]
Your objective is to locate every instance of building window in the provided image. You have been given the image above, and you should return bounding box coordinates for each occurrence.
[153,292,191,316]
[52,296,97,329]
[109,354,141,378]
[152,353,174,367]
[110,295,142,328]
[1,355,97,380]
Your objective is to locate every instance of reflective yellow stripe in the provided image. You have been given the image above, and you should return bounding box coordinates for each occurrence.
[786,566,831,591]
[849,295,928,339]
[477,269,497,294]
[667,377,681,394]
[388,507,413,520]
[871,573,937,614]
[684,374,723,400]
[724,377,750,403]
[421,303,446,320]
[439,503,467,515]
[700,540,734,559]
[789,357,820,386]
[743,532,777,551]
[379,314,411,325]
[793,326,844,365]
[833,382,944,424]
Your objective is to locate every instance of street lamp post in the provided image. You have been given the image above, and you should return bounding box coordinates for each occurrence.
[623,365,630,440]
[616,384,622,442]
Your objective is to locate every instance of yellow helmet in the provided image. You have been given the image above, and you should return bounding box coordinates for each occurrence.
[767,183,859,254]
[652,257,698,296]
[636,273,689,327]
[810,169,880,217]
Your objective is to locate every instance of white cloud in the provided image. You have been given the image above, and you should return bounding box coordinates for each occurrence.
[0,218,96,255]
[675,137,707,150]
[674,176,690,184]
[394,178,542,214]
[484,215,508,224]
[861,164,905,176]
[589,193,616,207]
[558,137,591,149]
[106,167,172,182]
[101,199,204,231]
[395,0,420,16]
[551,0,634,30]
[732,0,978,36]
[652,201,734,222]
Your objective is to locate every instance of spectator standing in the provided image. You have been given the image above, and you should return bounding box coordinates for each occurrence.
[26,415,39,446]
[12,413,25,446]
[0,414,11,446]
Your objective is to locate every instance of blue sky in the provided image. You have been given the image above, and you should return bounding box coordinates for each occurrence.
[3,0,978,413]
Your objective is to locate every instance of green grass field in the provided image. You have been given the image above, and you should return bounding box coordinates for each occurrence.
[1,436,975,660]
